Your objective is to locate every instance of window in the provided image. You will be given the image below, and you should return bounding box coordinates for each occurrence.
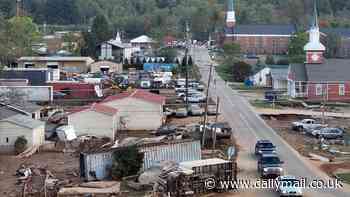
[316,84,323,96]
[339,84,345,96]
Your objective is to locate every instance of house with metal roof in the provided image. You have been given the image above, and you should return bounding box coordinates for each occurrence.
[288,2,350,102]
[17,56,94,74]
[223,0,296,55]
[98,32,135,62]
[102,89,166,131]
[68,103,119,140]
[0,113,45,153]
[251,65,289,90]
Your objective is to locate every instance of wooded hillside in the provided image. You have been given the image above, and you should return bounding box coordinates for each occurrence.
[0,0,349,40]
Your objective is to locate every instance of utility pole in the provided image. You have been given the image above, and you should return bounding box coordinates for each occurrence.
[321,83,328,124]
[185,21,190,111]
[212,97,220,155]
[202,64,213,147]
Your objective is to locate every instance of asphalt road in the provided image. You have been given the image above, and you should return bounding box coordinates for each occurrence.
[192,46,349,197]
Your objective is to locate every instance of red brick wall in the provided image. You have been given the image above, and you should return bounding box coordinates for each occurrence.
[307,82,350,102]
[224,36,290,55]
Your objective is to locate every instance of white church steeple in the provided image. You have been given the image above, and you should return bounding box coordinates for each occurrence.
[115,31,122,44]
[226,0,236,28]
[304,0,325,64]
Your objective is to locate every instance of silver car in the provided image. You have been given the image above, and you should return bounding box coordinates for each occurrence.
[276,175,303,197]
[188,104,204,116]
[311,127,344,139]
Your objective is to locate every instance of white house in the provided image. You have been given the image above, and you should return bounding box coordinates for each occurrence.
[130,35,155,49]
[68,103,119,140]
[102,89,166,131]
[251,65,289,90]
[99,32,136,61]
[0,114,45,152]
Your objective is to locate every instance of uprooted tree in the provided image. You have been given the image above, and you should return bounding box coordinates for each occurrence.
[111,145,144,179]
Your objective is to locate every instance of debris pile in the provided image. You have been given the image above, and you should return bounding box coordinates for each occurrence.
[58,181,121,197]
[153,161,193,196]
[16,164,61,197]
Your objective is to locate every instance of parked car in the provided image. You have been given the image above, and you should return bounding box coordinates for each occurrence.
[151,125,177,136]
[291,119,326,132]
[184,94,206,103]
[196,84,205,91]
[175,108,188,118]
[276,175,303,197]
[177,89,200,98]
[188,104,204,116]
[311,127,344,139]
[255,140,276,156]
[258,153,284,178]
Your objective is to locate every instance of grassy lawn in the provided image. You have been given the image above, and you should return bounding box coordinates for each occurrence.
[249,99,283,109]
[336,173,350,184]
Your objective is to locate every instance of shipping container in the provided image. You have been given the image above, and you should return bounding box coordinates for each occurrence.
[80,140,201,181]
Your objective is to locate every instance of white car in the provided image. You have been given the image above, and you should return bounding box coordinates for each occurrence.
[276,175,303,197]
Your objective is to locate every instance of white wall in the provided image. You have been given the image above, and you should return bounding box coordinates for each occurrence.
[68,110,118,139]
[0,122,44,151]
[104,97,164,130]
[252,68,271,87]
[273,79,288,90]
[0,86,53,101]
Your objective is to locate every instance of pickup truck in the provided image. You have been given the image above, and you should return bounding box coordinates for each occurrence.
[291,119,326,132]
[258,154,284,179]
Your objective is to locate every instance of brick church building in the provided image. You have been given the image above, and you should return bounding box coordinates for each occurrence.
[288,2,350,102]
[223,0,296,55]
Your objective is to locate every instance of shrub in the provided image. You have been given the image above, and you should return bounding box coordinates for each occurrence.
[14,136,27,154]
[111,145,144,179]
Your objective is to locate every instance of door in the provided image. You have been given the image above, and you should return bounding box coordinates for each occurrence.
[79,153,85,178]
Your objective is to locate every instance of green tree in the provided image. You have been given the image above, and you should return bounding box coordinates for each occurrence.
[188,55,193,66]
[91,15,112,44]
[158,48,178,63]
[288,32,308,63]
[0,16,40,65]
[62,32,84,55]
[232,61,252,82]
[111,146,144,179]
[223,43,241,65]
[45,0,80,24]
[325,33,341,58]
[82,14,112,57]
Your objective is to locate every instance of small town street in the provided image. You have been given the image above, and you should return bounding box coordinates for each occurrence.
[192,46,350,197]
